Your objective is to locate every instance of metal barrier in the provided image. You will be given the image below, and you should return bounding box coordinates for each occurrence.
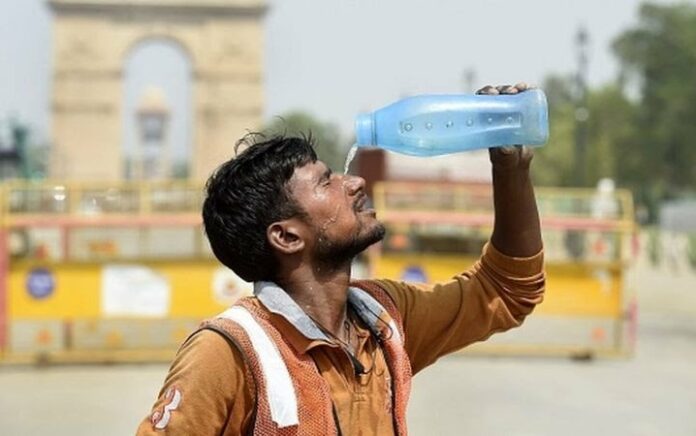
[0,180,639,362]
[370,181,637,358]
[0,181,252,364]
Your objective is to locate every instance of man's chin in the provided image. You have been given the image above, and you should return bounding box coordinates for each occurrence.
[357,222,386,251]
[315,223,386,263]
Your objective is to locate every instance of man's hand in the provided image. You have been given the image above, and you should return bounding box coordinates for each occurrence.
[476,82,543,257]
[476,83,534,172]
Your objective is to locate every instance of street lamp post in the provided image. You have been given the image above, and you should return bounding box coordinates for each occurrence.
[136,87,170,180]
[574,26,590,187]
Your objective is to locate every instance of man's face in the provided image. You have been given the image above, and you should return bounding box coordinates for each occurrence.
[287,160,385,262]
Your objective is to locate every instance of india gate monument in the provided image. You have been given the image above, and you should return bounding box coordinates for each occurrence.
[48,0,267,180]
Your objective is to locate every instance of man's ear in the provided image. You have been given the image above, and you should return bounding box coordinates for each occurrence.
[267,219,306,255]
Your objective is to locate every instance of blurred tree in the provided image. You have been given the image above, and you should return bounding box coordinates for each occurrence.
[532,75,576,186]
[585,85,636,185]
[261,111,347,172]
[0,120,49,179]
[533,76,636,188]
[171,160,190,179]
[23,142,50,179]
[612,2,696,218]
[688,234,696,270]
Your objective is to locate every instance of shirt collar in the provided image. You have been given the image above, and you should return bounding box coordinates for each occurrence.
[253,281,380,353]
[253,281,330,343]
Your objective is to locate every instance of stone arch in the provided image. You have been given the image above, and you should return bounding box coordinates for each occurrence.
[49,0,266,181]
[120,33,198,70]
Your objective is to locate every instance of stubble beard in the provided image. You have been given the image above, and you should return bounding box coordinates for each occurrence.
[314,221,386,270]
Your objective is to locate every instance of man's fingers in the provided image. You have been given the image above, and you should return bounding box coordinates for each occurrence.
[491,145,528,156]
[476,85,499,95]
[498,146,518,154]
[521,145,535,161]
[501,85,519,95]
[490,145,534,168]
[514,82,529,91]
[478,82,532,95]
[494,84,520,95]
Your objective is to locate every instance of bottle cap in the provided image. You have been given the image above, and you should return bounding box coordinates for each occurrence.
[355,113,375,146]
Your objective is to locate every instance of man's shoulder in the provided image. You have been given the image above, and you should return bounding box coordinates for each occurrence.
[179,328,240,361]
[351,278,417,320]
[178,314,257,370]
[353,278,400,293]
[352,278,399,302]
[359,278,431,300]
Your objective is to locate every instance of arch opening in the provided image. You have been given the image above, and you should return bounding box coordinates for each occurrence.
[122,38,193,180]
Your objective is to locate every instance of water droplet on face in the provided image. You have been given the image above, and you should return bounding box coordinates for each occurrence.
[425,122,433,130]
[404,123,413,132]
[466,119,474,127]
[446,121,454,128]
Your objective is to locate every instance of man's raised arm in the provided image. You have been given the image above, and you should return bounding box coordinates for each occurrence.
[375,83,546,373]
[480,83,543,257]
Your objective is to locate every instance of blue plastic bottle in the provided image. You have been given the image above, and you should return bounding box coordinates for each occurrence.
[354,89,548,156]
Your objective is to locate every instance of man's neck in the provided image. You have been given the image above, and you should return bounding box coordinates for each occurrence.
[277,261,353,337]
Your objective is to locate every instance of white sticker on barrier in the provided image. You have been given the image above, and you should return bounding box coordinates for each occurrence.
[101,265,170,317]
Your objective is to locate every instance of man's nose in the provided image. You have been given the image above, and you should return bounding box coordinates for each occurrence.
[344,174,366,194]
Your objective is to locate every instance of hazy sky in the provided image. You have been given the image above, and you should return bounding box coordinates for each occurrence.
[0,0,689,155]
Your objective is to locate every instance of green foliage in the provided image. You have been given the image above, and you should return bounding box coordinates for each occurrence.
[585,85,636,185]
[531,75,576,187]
[23,143,50,179]
[612,2,696,215]
[261,111,347,172]
[171,160,190,179]
[647,227,662,267]
[534,3,696,222]
[688,233,696,270]
[1,120,49,179]
[532,76,636,189]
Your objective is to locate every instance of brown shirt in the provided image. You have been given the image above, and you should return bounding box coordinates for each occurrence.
[137,242,545,435]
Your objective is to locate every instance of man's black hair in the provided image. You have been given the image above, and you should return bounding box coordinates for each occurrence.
[202,133,318,282]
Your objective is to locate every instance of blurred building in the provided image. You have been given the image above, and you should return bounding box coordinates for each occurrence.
[356,148,492,198]
[48,0,267,180]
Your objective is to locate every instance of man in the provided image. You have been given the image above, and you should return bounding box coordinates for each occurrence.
[137,83,545,435]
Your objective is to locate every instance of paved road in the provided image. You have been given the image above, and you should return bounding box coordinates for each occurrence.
[1,313,694,436]
[409,313,696,436]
